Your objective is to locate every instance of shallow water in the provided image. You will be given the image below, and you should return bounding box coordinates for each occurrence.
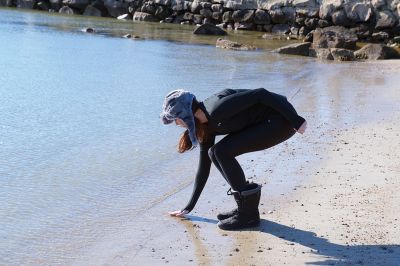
[1,8,397,265]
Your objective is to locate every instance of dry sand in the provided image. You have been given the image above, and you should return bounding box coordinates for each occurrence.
[74,60,400,266]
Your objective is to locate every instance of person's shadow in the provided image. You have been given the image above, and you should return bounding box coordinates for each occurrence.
[182,216,400,265]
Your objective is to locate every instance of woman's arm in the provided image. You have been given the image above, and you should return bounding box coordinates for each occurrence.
[211,88,305,130]
[170,136,216,216]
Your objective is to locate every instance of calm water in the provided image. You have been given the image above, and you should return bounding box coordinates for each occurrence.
[1,8,389,265]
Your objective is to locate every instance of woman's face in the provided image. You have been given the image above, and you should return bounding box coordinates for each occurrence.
[175,118,187,128]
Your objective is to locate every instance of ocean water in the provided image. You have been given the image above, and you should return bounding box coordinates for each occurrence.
[1,8,389,265]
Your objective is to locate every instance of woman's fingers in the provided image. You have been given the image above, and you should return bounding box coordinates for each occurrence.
[168,210,189,217]
[296,121,307,134]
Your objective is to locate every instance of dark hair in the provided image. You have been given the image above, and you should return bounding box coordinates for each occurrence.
[177,100,208,153]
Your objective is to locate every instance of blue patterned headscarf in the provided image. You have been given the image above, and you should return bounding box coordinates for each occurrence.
[160,90,198,147]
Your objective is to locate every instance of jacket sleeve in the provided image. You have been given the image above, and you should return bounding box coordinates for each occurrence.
[210,88,305,130]
[182,135,216,212]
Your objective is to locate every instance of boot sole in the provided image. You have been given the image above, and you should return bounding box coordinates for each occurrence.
[217,220,260,231]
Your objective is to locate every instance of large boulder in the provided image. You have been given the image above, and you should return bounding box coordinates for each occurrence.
[193,23,227,35]
[270,8,287,24]
[331,9,351,26]
[232,9,254,23]
[274,42,312,56]
[216,38,257,50]
[222,11,233,23]
[319,0,343,20]
[254,9,271,25]
[133,11,159,22]
[375,10,398,30]
[354,44,400,59]
[344,2,372,23]
[313,26,358,50]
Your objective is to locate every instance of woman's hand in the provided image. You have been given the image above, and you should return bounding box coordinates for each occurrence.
[168,209,189,217]
[296,121,307,134]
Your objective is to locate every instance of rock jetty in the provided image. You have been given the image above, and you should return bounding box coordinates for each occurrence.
[2,0,399,46]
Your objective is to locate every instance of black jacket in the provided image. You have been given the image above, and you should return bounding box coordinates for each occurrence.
[183,88,305,212]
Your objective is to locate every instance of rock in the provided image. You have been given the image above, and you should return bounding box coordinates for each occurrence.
[82,27,95,33]
[235,22,255,30]
[117,13,131,20]
[291,26,299,35]
[17,0,36,9]
[182,12,193,21]
[193,14,203,24]
[372,0,386,9]
[154,0,171,5]
[141,3,157,15]
[330,48,355,61]
[213,12,223,22]
[309,48,334,60]
[133,11,159,22]
[0,0,14,7]
[62,0,89,10]
[104,0,129,18]
[344,2,372,23]
[371,31,390,42]
[37,1,50,10]
[259,0,291,10]
[191,0,201,13]
[292,0,316,7]
[274,42,312,56]
[270,9,287,24]
[224,0,257,10]
[200,8,213,19]
[222,11,233,23]
[59,6,75,14]
[375,10,398,30]
[216,38,257,50]
[232,9,254,23]
[318,19,331,28]
[319,0,342,20]
[211,3,223,13]
[393,36,400,44]
[305,18,318,29]
[331,9,351,26]
[201,2,211,9]
[296,17,306,26]
[193,23,227,35]
[49,0,62,10]
[354,43,400,59]
[172,0,184,11]
[296,7,319,17]
[313,26,358,50]
[155,6,172,20]
[254,9,271,25]
[83,5,102,16]
[271,24,291,35]
[299,26,310,36]
[304,30,313,41]
[282,7,296,23]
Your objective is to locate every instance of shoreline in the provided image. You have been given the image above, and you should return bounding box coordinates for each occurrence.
[73,60,400,265]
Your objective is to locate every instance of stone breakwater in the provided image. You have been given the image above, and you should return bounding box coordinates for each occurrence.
[2,0,399,42]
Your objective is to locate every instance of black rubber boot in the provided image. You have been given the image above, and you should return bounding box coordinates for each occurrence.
[217,181,250,221]
[217,183,262,230]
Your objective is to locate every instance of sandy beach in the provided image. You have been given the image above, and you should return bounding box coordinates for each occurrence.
[73,60,400,266]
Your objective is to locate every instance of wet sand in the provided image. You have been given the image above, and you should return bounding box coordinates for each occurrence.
[73,60,400,265]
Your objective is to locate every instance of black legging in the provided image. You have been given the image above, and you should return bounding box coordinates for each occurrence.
[208,114,295,192]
